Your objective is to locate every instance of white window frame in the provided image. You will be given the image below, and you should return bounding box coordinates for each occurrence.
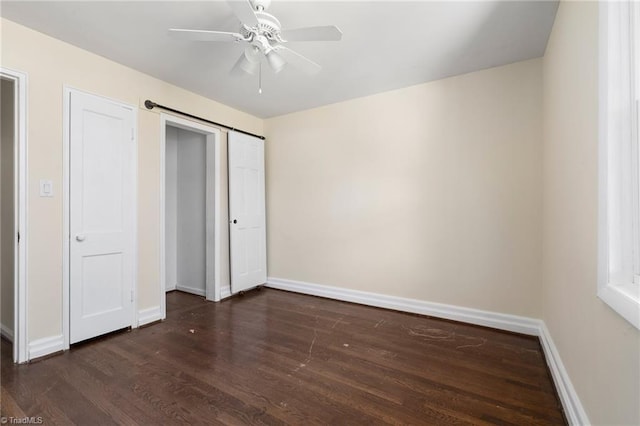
[598,0,640,330]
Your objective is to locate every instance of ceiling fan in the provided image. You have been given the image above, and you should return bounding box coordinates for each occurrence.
[169,0,342,78]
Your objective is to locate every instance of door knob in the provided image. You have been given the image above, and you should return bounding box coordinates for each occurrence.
[75,235,86,242]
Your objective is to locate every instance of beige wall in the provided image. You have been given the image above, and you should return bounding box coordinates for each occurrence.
[0,18,263,342]
[1,77,15,335]
[4,7,638,423]
[542,2,640,424]
[265,59,543,318]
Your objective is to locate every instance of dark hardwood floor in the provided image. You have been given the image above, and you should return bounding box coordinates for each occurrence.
[1,289,566,425]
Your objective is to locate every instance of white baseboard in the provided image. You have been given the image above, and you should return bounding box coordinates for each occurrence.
[266,277,540,335]
[0,323,14,342]
[138,306,163,326]
[538,322,590,425]
[28,335,64,360]
[176,284,206,297]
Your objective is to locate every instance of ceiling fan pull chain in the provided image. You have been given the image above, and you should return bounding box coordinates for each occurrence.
[259,62,263,94]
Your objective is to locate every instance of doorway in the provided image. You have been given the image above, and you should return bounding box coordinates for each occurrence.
[1,78,16,347]
[0,68,27,363]
[160,115,222,319]
[165,126,208,297]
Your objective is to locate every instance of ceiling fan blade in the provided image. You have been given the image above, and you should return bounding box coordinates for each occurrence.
[274,46,321,75]
[169,29,244,42]
[281,26,343,42]
[227,0,259,27]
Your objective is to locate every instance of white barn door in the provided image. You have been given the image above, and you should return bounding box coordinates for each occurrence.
[69,91,136,344]
[228,131,267,293]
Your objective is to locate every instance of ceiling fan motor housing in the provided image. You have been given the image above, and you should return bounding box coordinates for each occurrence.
[241,10,283,52]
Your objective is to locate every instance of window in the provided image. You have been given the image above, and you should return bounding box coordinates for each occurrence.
[599,0,640,329]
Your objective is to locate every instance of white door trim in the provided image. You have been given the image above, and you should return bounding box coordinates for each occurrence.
[159,113,222,320]
[62,87,138,350]
[1,67,29,363]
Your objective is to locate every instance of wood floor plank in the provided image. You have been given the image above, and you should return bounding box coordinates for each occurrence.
[1,289,566,425]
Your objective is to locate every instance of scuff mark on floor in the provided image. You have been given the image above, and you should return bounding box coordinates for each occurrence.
[403,325,455,340]
[456,337,487,350]
[517,347,541,354]
[331,317,344,329]
[292,317,319,373]
[305,330,318,363]
[374,319,385,328]
[367,347,398,359]
[42,383,57,395]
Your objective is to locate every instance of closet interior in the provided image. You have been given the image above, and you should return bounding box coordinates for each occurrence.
[164,125,207,296]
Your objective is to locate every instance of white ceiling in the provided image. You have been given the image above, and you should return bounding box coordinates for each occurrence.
[1,1,558,118]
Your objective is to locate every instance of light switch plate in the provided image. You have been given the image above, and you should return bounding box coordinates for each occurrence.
[39,179,53,197]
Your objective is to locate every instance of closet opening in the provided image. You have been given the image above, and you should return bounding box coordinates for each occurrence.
[159,115,222,320]
[0,68,27,363]
[1,77,16,350]
[165,125,207,297]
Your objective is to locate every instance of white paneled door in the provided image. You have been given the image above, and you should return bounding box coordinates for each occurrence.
[228,131,267,293]
[69,91,136,344]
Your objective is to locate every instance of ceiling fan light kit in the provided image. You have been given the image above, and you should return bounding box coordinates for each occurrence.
[169,0,342,92]
[232,46,261,75]
[266,50,286,74]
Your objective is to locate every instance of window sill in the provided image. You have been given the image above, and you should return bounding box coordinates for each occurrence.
[598,282,640,330]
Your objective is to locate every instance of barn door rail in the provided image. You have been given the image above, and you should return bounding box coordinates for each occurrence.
[144,100,265,140]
